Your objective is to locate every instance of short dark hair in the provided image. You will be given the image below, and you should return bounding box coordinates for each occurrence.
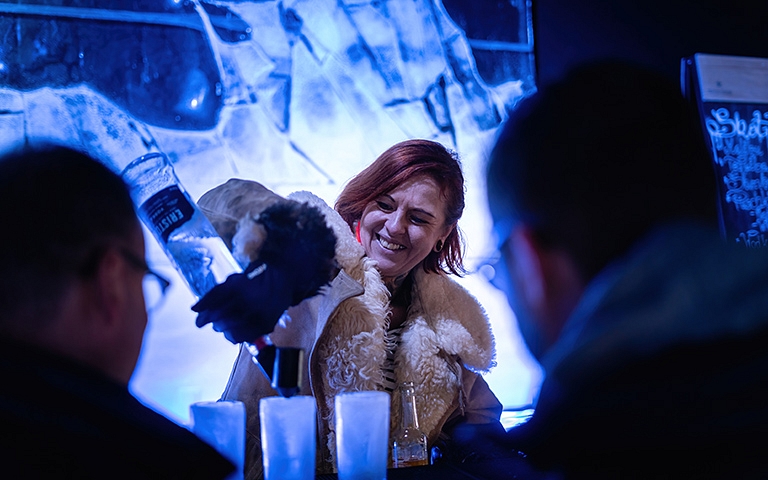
[487,60,718,281]
[0,144,138,331]
[335,139,467,275]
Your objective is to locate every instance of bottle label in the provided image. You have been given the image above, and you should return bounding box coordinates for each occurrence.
[140,185,194,243]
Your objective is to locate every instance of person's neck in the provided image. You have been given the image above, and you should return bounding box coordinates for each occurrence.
[386,271,415,308]
[384,272,413,330]
[383,273,408,296]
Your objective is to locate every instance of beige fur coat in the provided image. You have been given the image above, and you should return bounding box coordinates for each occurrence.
[199,179,501,479]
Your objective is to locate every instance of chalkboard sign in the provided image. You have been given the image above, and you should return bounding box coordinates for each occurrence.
[682,53,768,248]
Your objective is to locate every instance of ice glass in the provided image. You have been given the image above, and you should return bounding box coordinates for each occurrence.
[190,400,246,480]
[259,395,317,480]
[335,391,390,480]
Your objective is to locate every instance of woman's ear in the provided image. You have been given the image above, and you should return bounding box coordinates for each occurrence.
[434,223,456,252]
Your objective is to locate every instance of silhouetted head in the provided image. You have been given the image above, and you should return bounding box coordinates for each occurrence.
[0,143,146,384]
[488,60,717,282]
[486,60,718,358]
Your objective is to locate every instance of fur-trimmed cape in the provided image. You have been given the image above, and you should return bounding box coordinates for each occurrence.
[201,180,501,478]
[287,190,498,470]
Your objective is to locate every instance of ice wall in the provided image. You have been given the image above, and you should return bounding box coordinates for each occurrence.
[0,0,541,423]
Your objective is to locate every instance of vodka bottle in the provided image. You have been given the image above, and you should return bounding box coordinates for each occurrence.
[121,152,243,298]
[392,381,429,468]
[122,152,302,397]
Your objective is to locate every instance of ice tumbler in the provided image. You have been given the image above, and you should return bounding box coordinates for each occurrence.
[259,395,317,480]
[190,400,246,480]
[335,391,390,480]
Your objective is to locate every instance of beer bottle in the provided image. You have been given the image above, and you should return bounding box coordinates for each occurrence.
[392,381,429,468]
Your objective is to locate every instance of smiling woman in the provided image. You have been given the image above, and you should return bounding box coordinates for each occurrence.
[358,176,450,283]
[202,139,504,479]
[336,139,467,277]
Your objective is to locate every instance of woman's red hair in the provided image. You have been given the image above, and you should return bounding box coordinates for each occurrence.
[335,139,466,276]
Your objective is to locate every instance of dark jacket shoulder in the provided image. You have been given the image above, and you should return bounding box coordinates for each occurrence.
[0,339,234,479]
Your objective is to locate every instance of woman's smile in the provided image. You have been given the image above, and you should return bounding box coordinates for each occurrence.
[359,175,450,281]
[376,233,405,251]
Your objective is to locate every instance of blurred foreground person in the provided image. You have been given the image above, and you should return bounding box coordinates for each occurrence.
[483,61,768,478]
[0,145,234,479]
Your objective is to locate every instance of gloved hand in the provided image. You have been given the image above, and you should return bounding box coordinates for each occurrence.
[192,200,337,344]
[192,260,292,344]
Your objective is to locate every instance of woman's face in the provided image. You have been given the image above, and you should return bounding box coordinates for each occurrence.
[358,175,452,281]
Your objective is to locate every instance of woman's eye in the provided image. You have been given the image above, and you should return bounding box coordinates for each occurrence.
[376,201,393,211]
[411,216,428,225]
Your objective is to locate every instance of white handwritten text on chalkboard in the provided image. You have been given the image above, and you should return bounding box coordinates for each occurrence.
[705,107,768,247]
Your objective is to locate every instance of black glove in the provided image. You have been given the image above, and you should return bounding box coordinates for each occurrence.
[192,200,337,344]
[192,260,292,344]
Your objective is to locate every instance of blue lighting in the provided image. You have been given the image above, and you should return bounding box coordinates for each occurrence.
[0,0,539,424]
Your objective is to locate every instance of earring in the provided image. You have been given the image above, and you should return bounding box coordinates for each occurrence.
[355,222,362,244]
[435,240,443,252]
